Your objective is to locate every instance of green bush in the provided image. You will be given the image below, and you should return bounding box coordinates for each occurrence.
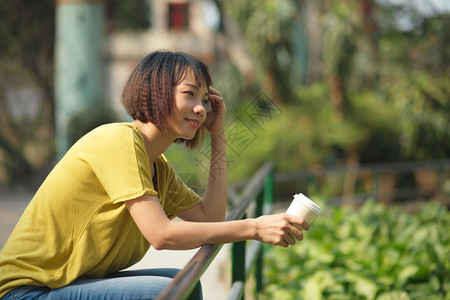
[261,201,450,300]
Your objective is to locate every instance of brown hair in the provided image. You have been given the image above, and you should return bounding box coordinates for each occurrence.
[121,51,212,149]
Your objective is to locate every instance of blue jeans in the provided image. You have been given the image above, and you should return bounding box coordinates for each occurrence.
[2,268,202,300]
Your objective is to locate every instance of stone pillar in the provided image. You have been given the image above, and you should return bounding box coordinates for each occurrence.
[54,0,105,159]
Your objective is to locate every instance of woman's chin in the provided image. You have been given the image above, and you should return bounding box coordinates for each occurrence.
[174,135,195,143]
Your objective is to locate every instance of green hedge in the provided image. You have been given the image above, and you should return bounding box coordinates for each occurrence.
[261,201,450,300]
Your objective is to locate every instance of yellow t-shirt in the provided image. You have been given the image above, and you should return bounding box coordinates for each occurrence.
[0,123,202,297]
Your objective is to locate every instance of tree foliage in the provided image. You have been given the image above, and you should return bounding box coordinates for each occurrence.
[1,0,448,187]
[0,0,55,185]
[213,0,450,182]
[106,0,151,31]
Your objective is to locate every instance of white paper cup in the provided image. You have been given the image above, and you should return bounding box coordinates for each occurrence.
[286,193,321,224]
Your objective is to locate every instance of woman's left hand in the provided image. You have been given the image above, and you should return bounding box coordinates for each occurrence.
[203,87,226,137]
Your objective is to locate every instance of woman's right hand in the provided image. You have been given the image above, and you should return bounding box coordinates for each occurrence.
[251,213,310,248]
[203,86,226,137]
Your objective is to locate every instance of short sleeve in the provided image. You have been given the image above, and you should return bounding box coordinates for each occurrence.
[157,156,202,218]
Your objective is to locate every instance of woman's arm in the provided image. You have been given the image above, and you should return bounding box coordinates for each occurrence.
[177,132,227,222]
[177,87,228,222]
[126,194,309,250]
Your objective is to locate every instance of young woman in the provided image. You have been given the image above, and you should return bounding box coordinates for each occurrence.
[0,51,309,300]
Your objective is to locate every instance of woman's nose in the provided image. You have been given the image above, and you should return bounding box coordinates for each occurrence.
[193,101,206,116]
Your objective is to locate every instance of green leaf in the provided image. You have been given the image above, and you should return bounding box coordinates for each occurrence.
[302,278,322,300]
[406,282,434,298]
[412,228,429,245]
[347,272,378,300]
[377,275,396,287]
[354,277,378,300]
[398,264,419,286]
[430,275,441,293]
[376,291,410,300]
[413,265,430,281]
[308,243,336,264]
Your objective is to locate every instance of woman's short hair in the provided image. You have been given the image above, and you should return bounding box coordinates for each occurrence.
[121,51,212,150]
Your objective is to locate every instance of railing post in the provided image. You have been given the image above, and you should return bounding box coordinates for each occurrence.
[232,213,247,300]
[373,171,381,201]
[263,171,274,214]
[254,171,274,292]
[438,167,445,203]
[254,192,264,293]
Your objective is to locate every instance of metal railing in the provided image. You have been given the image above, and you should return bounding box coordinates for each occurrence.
[156,162,274,300]
[274,158,450,205]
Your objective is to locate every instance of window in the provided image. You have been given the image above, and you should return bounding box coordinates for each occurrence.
[168,2,189,31]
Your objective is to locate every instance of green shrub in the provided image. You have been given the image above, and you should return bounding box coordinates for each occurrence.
[261,201,450,300]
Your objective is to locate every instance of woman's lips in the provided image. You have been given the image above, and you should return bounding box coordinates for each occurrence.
[185,118,201,129]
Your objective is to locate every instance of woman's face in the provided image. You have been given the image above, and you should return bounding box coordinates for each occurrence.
[166,73,209,140]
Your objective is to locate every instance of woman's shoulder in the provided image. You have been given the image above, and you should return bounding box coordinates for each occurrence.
[69,122,143,153]
[89,122,138,136]
[84,122,141,142]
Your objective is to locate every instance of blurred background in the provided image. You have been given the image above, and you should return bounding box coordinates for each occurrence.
[0,0,449,203]
[0,0,449,298]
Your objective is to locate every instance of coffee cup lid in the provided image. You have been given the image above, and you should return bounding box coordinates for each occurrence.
[294,193,321,215]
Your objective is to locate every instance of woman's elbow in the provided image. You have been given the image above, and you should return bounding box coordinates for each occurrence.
[146,230,173,250]
[151,240,168,251]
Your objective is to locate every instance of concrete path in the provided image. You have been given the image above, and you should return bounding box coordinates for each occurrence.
[0,192,231,300]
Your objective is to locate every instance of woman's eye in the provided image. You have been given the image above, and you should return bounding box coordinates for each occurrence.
[184,91,194,96]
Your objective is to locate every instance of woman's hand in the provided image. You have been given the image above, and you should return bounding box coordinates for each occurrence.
[252,214,310,248]
[203,87,226,137]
